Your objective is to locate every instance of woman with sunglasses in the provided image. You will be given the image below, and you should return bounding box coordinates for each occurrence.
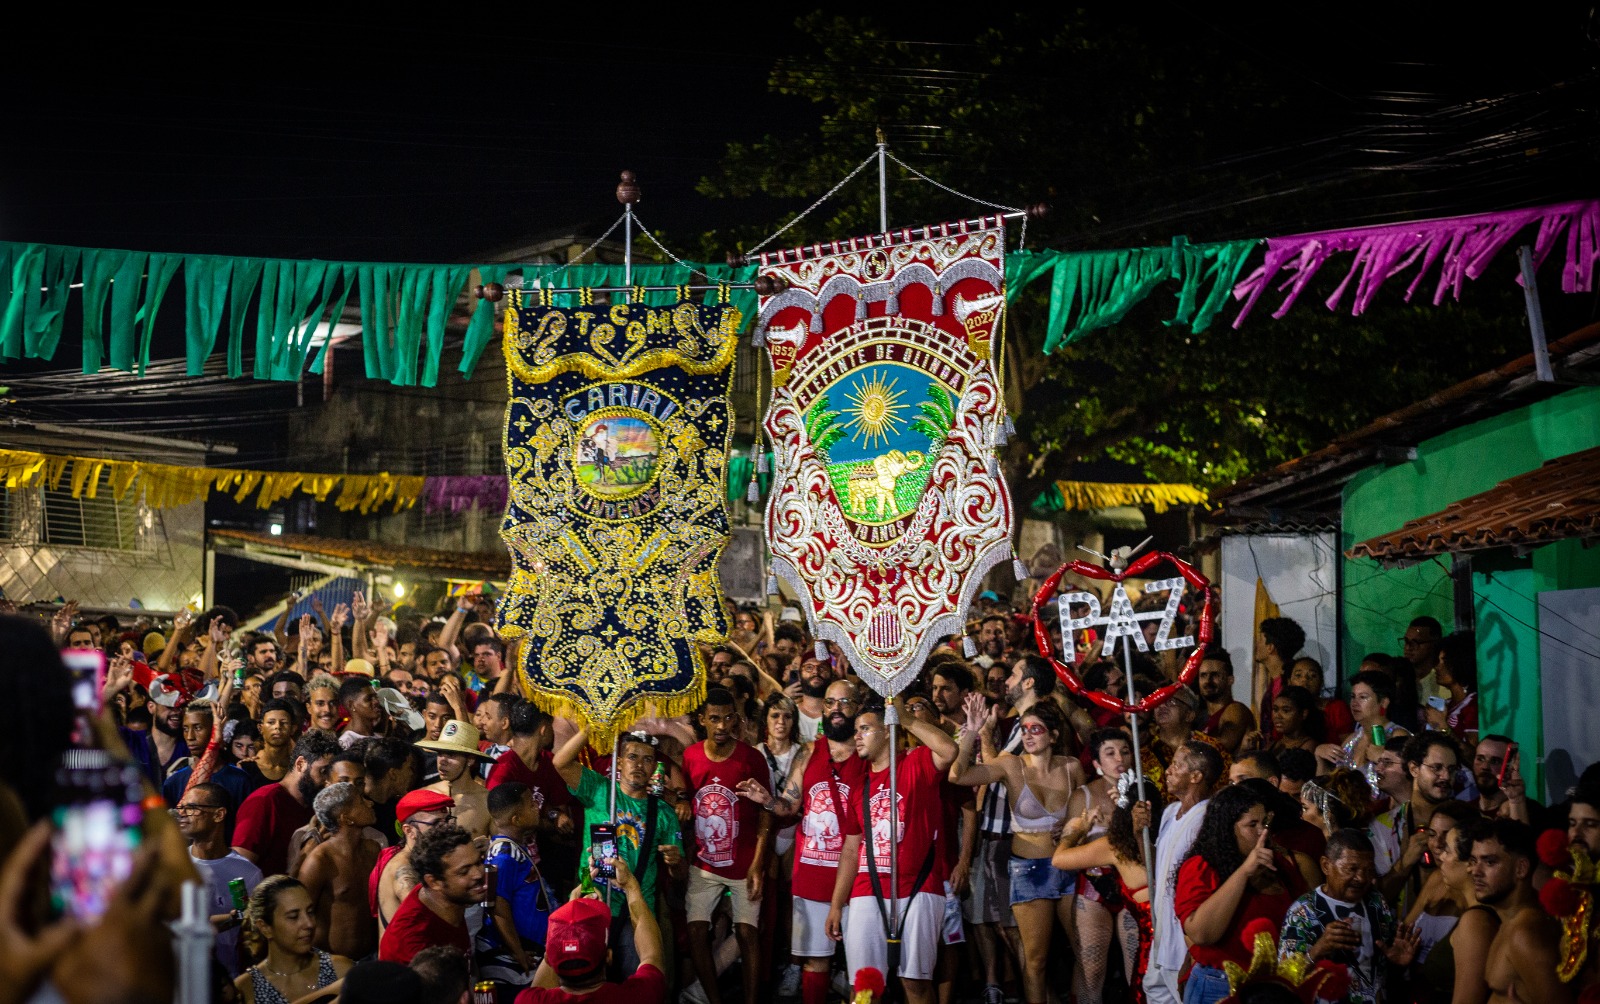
[952,691,1085,1004]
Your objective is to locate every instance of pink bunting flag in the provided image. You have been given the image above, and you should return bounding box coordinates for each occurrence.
[422,475,508,515]
[1231,200,1599,327]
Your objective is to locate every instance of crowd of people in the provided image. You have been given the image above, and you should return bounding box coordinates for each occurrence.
[0,585,1595,1004]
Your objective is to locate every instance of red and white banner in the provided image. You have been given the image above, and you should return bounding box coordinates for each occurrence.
[757,217,1015,697]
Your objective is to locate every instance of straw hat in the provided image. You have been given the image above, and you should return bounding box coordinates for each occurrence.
[414,719,493,760]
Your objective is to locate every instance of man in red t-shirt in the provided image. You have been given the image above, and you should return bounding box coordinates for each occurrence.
[825,695,958,1004]
[515,855,666,1004]
[232,731,339,877]
[681,688,772,1004]
[378,821,486,964]
[485,703,577,827]
[739,679,866,1004]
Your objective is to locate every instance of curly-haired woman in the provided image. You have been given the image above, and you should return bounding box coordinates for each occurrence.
[1173,783,1308,1004]
[1053,782,1165,1004]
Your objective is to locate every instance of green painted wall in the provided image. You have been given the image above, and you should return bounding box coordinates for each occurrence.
[1340,384,1600,795]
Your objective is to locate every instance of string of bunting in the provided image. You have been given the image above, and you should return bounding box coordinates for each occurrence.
[0,199,1593,383]
[0,448,424,514]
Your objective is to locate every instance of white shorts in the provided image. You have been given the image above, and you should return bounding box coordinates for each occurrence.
[686,866,761,926]
[844,891,943,982]
[791,896,835,958]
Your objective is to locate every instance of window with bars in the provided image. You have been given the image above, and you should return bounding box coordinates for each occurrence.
[36,473,149,551]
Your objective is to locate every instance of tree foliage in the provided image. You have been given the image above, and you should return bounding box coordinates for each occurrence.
[697,14,1592,508]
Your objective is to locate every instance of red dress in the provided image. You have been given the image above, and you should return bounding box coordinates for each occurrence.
[1118,874,1153,1004]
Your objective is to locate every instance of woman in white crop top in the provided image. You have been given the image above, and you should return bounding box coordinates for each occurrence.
[952,689,1084,1004]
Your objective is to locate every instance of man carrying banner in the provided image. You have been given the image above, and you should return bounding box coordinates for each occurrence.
[826,695,959,1004]
[739,679,867,1004]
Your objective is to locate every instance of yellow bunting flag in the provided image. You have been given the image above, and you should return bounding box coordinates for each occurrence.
[0,448,422,515]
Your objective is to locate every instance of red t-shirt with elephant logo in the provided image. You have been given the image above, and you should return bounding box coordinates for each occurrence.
[683,740,770,879]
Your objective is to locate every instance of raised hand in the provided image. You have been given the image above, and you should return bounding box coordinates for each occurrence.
[207,615,227,647]
[1381,923,1423,967]
[296,614,313,654]
[1241,826,1276,878]
[172,607,195,637]
[51,601,78,644]
[351,590,370,624]
[330,603,350,630]
[962,690,989,734]
[103,657,134,697]
[735,777,773,807]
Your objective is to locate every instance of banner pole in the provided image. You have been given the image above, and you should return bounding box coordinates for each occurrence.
[876,129,889,232]
[886,703,900,936]
[1121,640,1155,870]
[617,170,641,290]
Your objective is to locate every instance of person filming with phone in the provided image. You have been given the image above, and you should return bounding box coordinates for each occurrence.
[516,853,666,1004]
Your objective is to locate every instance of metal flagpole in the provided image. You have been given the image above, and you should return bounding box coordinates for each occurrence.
[617,170,640,289]
[1102,536,1157,871]
[876,129,889,232]
[885,702,901,938]
[608,733,619,911]
[1120,638,1155,870]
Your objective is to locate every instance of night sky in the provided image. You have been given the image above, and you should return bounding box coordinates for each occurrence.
[0,10,1594,453]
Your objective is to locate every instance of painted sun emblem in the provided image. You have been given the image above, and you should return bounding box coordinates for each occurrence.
[841,372,907,450]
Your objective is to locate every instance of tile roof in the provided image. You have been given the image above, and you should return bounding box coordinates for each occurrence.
[1348,445,1600,564]
[1211,322,1600,522]
[209,528,510,578]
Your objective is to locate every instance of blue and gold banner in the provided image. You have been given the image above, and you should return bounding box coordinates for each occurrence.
[496,289,740,744]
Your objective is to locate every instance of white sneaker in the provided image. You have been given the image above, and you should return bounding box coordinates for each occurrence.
[778,964,802,998]
[680,982,711,1004]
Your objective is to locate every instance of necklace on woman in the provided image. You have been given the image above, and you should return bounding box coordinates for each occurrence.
[264,954,314,979]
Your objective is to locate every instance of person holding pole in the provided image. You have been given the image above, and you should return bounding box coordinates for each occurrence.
[551,726,686,979]
[950,689,1083,1004]
[827,694,959,1004]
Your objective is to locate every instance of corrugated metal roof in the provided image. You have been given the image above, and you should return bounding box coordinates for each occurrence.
[1348,445,1600,563]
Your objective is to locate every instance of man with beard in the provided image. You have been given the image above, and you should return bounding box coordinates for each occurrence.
[793,655,834,742]
[339,676,386,748]
[177,780,262,977]
[362,737,419,838]
[1380,734,1461,903]
[233,729,340,875]
[738,679,867,1004]
[1196,649,1255,756]
[379,822,487,964]
[474,693,520,776]
[682,689,772,1004]
[928,661,976,737]
[973,615,1008,670]
[417,719,494,838]
[245,633,280,676]
[1570,785,1600,858]
[287,749,384,877]
[104,666,189,786]
[307,674,342,733]
[1143,740,1224,1004]
[1475,819,1571,1004]
[1470,734,1541,826]
[300,781,384,958]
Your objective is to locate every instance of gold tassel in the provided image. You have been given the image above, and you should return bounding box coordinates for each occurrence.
[1052,480,1209,513]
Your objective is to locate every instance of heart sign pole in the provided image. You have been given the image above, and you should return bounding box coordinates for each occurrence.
[1029,544,1216,870]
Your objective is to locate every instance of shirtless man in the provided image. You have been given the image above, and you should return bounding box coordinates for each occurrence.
[299,781,383,959]
[1473,818,1572,1004]
[417,720,493,838]
[287,751,376,877]
[374,789,455,937]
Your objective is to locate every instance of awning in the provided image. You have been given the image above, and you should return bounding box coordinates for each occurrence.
[1349,445,1600,564]
[209,528,510,579]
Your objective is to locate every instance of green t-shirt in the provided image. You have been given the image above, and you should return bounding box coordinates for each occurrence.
[572,766,683,916]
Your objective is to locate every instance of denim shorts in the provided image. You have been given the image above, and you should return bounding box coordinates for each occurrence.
[1182,964,1230,1004]
[1007,855,1072,905]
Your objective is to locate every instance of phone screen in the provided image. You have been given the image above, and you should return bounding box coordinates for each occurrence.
[50,799,141,921]
[590,823,617,881]
[61,648,106,715]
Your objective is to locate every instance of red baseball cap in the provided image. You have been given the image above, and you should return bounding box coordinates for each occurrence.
[546,897,611,976]
[396,789,455,823]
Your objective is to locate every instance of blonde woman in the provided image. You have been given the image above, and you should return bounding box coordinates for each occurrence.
[235,875,353,1004]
